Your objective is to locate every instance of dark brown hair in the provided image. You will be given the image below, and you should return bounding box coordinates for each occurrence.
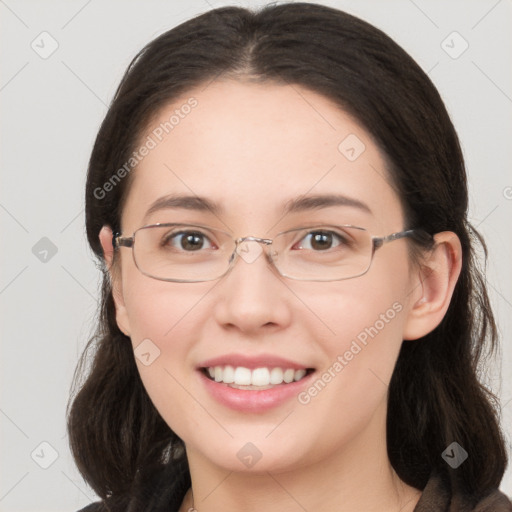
[67,2,509,509]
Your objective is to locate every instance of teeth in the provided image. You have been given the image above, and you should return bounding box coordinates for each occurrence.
[270,367,284,385]
[294,369,307,381]
[252,368,270,386]
[283,369,295,383]
[205,366,309,387]
[234,367,252,385]
[222,365,235,383]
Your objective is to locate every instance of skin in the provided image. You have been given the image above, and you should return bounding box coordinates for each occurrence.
[99,80,462,512]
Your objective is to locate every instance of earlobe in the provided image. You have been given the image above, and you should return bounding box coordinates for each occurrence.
[402,231,462,341]
[99,225,132,337]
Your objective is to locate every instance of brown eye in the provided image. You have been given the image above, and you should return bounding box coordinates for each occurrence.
[163,231,214,251]
[295,230,346,251]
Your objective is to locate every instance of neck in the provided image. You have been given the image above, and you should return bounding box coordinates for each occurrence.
[178,401,421,512]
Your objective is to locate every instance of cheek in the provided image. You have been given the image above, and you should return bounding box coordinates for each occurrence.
[120,274,214,426]
[288,289,405,460]
[121,283,202,442]
[332,295,405,397]
[297,270,408,404]
[122,267,209,343]
[301,262,408,348]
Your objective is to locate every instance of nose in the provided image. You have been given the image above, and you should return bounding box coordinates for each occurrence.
[212,239,292,334]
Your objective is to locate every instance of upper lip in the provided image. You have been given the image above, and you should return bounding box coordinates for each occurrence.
[198,353,314,370]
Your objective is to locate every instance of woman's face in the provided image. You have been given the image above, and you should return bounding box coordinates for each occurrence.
[111,80,423,474]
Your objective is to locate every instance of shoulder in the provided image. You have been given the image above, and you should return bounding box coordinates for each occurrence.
[414,470,512,511]
[470,489,512,512]
[76,503,104,512]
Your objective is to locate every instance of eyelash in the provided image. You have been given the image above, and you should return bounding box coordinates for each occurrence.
[163,230,216,250]
[293,231,347,251]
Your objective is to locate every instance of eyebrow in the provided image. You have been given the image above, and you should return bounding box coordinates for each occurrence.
[143,195,222,222]
[142,192,372,222]
[282,194,372,215]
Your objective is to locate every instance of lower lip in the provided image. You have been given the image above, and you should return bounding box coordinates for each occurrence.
[198,370,315,413]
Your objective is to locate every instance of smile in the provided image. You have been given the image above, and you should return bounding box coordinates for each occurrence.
[202,365,313,389]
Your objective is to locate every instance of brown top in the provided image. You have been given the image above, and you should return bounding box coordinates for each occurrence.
[77,468,512,512]
[413,472,512,512]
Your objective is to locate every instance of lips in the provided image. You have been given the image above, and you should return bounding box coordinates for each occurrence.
[197,354,316,412]
[198,353,312,371]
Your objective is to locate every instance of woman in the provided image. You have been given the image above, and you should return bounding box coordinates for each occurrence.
[68,3,512,511]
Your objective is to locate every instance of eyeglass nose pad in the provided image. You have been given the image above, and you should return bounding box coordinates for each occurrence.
[235,240,265,264]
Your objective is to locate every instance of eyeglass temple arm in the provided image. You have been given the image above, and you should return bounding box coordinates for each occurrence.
[373,229,433,250]
[112,233,134,249]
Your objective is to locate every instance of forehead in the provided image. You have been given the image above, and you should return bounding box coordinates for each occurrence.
[121,79,403,233]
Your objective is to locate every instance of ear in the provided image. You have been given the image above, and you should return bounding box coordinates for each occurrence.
[99,225,131,337]
[402,231,462,340]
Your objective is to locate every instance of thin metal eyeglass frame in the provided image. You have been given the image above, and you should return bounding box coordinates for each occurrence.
[112,223,433,283]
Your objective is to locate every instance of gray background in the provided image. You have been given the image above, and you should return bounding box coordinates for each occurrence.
[1,0,511,510]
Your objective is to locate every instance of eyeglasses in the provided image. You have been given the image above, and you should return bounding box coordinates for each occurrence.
[113,223,432,283]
